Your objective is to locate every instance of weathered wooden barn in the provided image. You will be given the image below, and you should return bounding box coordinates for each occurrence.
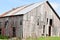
[0,1,60,38]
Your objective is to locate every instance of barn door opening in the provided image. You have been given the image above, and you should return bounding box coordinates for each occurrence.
[49,19,52,36]
[42,25,45,36]
[0,28,1,35]
[49,19,52,26]
[49,26,51,36]
[12,27,16,37]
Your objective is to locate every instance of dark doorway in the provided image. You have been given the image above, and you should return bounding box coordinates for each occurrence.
[42,25,45,36]
[49,19,52,26]
[43,25,45,34]
[0,28,1,35]
[49,26,51,36]
[12,27,16,37]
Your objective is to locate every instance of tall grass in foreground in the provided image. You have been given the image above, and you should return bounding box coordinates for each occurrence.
[26,37,60,40]
[0,35,9,39]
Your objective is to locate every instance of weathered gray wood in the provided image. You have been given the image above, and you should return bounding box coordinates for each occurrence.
[0,1,60,39]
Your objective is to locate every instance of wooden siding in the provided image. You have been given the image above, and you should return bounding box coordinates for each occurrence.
[23,2,60,38]
[0,1,60,39]
[0,15,23,38]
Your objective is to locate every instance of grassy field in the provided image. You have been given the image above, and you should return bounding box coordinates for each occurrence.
[0,35,9,39]
[26,37,60,40]
[0,36,60,40]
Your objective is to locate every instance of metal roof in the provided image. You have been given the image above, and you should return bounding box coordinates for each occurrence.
[0,1,46,17]
[0,3,34,17]
[0,1,60,20]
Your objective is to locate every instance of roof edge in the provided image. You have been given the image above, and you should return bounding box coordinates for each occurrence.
[46,1,60,20]
[0,14,24,18]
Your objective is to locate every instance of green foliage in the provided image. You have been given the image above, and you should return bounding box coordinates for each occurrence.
[26,36,60,40]
[0,35,9,39]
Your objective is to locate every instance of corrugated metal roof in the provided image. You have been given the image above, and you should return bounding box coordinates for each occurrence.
[0,1,60,20]
[4,4,34,16]
[0,1,46,17]
[14,2,45,15]
[0,3,34,17]
[0,8,16,17]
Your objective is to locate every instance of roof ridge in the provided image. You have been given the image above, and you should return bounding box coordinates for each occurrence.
[4,3,35,16]
[10,3,35,15]
[0,7,19,17]
[0,1,47,17]
[14,1,46,15]
[0,3,34,17]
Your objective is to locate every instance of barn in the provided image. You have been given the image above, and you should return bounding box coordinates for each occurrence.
[0,1,60,39]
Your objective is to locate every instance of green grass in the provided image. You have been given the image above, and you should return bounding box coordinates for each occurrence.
[0,35,9,39]
[26,37,60,40]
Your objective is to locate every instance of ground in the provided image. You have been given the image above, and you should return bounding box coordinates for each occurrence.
[0,37,60,40]
[26,37,60,40]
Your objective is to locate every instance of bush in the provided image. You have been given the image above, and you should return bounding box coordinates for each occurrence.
[0,35,9,39]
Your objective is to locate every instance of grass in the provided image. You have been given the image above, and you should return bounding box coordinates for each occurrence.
[0,35,60,40]
[0,35,9,39]
[26,36,60,40]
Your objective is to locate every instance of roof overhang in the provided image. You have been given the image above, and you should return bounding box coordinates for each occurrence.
[46,1,60,20]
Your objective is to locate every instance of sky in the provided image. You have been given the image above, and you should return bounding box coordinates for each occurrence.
[0,0,60,17]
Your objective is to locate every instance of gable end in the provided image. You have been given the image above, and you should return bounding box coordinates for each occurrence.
[46,1,60,20]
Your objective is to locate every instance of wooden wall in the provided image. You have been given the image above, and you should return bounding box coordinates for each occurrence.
[0,15,23,38]
[23,2,60,38]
